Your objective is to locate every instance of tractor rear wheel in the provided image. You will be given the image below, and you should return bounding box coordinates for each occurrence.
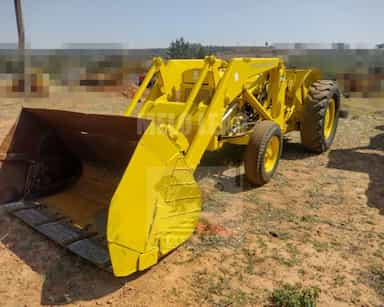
[245,121,283,186]
[300,80,340,153]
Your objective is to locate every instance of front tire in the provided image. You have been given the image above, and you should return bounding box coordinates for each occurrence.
[244,121,283,186]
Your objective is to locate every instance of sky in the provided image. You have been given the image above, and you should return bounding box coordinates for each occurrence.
[1,0,383,49]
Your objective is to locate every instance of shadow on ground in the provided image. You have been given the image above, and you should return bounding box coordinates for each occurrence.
[0,214,144,305]
[281,139,313,161]
[195,138,317,194]
[327,125,384,214]
[195,144,255,193]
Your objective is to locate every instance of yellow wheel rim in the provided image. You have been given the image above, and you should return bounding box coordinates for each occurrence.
[264,136,280,173]
[323,98,335,139]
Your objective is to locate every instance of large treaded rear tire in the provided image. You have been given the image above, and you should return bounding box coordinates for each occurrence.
[300,80,341,153]
[245,121,282,186]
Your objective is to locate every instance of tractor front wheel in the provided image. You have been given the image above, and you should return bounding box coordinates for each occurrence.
[245,121,283,186]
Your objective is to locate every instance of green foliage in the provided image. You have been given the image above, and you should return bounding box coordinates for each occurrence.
[167,37,209,59]
[0,56,24,74]
[271,283,320,307]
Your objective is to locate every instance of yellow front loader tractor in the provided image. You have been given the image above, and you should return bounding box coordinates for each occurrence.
[0,56,340,276]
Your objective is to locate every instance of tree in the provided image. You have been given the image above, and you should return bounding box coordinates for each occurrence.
[167,37,208,59]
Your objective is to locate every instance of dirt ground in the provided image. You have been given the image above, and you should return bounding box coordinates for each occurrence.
[0,88,383,306]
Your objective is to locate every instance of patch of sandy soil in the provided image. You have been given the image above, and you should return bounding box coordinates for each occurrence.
[0,93,383,306]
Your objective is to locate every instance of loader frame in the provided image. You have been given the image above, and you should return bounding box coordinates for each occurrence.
[126,56,320,169]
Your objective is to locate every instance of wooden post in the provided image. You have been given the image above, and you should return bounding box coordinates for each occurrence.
[14,0,29,96]
[14,0,25,50]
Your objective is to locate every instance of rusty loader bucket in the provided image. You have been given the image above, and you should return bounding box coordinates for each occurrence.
[0,108,201,276]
